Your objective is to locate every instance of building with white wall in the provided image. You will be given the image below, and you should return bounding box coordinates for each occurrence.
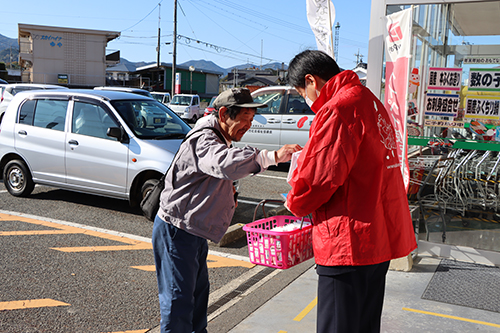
[18,24,120,86]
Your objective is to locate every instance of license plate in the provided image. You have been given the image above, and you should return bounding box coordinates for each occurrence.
[154,118,163,124]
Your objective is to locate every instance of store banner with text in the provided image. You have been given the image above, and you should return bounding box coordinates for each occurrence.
[384,7,412,191]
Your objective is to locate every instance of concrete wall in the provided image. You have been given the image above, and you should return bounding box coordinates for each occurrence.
[18,24,119,87]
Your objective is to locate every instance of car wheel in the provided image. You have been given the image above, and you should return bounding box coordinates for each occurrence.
[191,114,198,123]
[140,178,160,200]
[3,159,35,197]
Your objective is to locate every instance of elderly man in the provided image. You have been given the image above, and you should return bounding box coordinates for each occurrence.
[152,87,301,333]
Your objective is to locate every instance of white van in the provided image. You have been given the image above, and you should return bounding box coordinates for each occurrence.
[234,86,314,151]
[0,89,191,207]
[168,94,201,123]
[151,92,171,105]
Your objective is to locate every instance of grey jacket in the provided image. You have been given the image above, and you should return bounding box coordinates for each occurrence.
[157,115,262,243]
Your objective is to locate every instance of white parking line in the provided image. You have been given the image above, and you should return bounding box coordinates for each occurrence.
[237,199,281,208]
[255,174,287,180]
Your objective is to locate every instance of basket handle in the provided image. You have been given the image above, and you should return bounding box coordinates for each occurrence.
[252,199,285,222]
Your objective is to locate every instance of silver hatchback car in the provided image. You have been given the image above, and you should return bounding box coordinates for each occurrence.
[233,86,314,151]
[0,89,191,206]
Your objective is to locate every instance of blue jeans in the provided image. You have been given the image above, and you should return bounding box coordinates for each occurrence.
[152,215,209,333]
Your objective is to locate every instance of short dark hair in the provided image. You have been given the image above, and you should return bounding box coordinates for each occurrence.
[213,106,242,120]
[287,50,341,88]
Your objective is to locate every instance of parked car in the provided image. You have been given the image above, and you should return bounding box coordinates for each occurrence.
[203,96,217,117]
[233,86,314,152]
[168,94,201,123]
[0,89,191,207]
[151,91,171,105]
[0,83,68,122]
[0,78,8,84]
[93,86,154,98]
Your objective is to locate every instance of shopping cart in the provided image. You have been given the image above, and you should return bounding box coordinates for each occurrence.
[242,199,313,269]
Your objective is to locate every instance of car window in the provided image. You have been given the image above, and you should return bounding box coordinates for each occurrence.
[208,96,216,107]
[18,99,37,125]
[152,94,163,103]
[286,93,314,115]
[170,95,191,106]
[11,86,44,95]
[27,99,68,131]
[72,102,117,140]
[110,99,191,139]
[252,91,284,114]
[193,97,199,105]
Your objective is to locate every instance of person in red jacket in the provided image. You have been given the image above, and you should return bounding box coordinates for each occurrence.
[285,50,417,333]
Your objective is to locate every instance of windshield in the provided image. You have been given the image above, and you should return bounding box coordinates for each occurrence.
[152,93,164,103]
[208,96,216,108]
[252,91,282,114]
[170,95,192,106]
[110,100,191,139]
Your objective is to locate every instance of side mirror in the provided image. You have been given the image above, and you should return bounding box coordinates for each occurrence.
[107,127,129,143]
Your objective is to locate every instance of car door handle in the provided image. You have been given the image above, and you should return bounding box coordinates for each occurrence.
[68,139,79,146]
[282,119,297,124]
[267,118,281,124]
[18,130,27,135]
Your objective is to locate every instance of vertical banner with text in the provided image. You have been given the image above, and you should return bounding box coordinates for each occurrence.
[306,0,336,58]
[383,7,412,191]
[175,72,181,95]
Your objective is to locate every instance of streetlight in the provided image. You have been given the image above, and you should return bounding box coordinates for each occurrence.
[189,65,195,94]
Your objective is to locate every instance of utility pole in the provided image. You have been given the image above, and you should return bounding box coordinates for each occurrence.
[334,22,340,61]
[354,49,364,66]
[171,0,177,95]
[260,39,263,70]
[157,3,161,90]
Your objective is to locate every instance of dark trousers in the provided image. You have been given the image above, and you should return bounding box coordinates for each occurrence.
[316,261,390,333]
[152,215,209,333]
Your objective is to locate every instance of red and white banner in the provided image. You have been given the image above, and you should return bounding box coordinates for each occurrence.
[383,8,412,191]
[306,0,335,58]
[175,72,181,95]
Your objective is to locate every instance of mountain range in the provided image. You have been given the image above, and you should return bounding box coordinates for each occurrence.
[0,33,286,76]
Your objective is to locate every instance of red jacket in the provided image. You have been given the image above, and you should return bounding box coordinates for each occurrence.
[287,70,417,266]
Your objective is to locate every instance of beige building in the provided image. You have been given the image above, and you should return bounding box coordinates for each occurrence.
[18,24,120,87]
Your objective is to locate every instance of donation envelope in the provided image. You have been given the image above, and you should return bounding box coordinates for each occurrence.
[287,150,302,184]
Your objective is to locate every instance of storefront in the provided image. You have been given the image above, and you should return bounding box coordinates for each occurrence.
[367,0,500,263]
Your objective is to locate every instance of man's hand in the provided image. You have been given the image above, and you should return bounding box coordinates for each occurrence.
[275,144,302,164]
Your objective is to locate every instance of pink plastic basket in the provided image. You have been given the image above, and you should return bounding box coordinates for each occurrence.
[243,215,313,269]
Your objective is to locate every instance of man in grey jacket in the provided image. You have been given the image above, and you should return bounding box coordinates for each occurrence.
[152,87,301,333]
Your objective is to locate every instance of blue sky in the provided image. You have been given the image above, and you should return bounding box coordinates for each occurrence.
[0,0,372,70]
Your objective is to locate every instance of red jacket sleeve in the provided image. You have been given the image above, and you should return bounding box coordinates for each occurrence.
[287,107,362,218]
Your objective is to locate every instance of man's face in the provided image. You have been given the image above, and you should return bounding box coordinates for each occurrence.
[220,107,256,142]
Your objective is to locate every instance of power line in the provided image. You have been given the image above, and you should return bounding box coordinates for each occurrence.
[176,34,278,63]
[120,0,164,33]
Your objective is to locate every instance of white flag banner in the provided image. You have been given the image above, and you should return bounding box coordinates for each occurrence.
[383,8,413,191]
[306,0,335,58]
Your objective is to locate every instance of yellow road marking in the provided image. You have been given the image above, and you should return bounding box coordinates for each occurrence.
[0,213,151,252]
[206,254,255,268]
[0,299,70,311]
[278,331,287,333]
[102,330,149,333]
[403,307,500,328]
[0,213,254,267]
[293,297,317,321]
[131,265,156,271]
[131,255,255,271]
[52,243,152,252]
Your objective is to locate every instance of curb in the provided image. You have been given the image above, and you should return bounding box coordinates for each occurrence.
[212,205,293,247]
